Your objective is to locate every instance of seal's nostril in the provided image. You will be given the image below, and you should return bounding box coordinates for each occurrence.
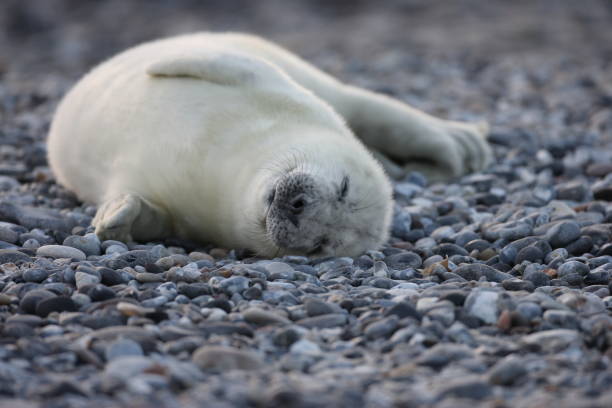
[289,196,306,214]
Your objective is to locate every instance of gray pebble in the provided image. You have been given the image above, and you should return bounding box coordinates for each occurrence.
[520,329,581,351]
[192,346,262,371]
[304,298,337,316]
[243,307,290,326]
[464,289,500,324]
[545,221,581,248]
[63,233,101,256]
[297,313,347,329]
[454,263,512,282]
[22,268,48,283]
[219,276,250,295]
[557,260,590,277]
[488,356,528,385]
[105,338,144,361]
[36,245,86,260]
[75,271,101,289]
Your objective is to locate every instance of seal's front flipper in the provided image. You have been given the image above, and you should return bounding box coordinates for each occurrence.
[146,52,278,87]
[93,193,172,243]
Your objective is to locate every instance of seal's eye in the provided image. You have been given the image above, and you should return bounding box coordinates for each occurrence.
[339,176,349,201]
[267,188,276,206]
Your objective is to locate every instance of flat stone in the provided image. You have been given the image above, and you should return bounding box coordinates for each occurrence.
[502,278,534,292]
[19,289,56,314]
[265,262,296,280]
[104,356,155,381]
[87,326,157,351]
[365,315,398,340]
[219,276,250,295]
[520,329,581,351]
[22,268,48,283]
[436,376,493,400]
[557,261,590,277]
[0,221,21,243]
[523,269,551,287]
[192,346,263,371]
[116,302,155,317]
[289,339,321,355]
[488,356,528,385]
[63,233,101,256]
[545,221,581,248]
[242,307,290,326]
[75,271,101,289]
[454,263,512,282]
[296,313,347,329]
[464,289,500,324]
[304,298,337,316]
[105,338,144,361]
[417,343,475,369]
[35,296,78,317]
[105,250,158,269]
[385,252,422,269]
[87,284,116,302]
[592,174,612,201]
[136,272,164,283]
[384,301,421,320]
[37,245,86,260]
[0,202,76,232]
[0,249,31,265]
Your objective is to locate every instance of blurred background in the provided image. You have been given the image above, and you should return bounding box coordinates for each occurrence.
[2,0,612,75]
[1,0,611,142]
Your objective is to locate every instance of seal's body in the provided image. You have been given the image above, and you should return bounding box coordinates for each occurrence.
[48,33,491,257]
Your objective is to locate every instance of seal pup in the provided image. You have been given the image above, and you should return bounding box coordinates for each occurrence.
[48,33,491,257]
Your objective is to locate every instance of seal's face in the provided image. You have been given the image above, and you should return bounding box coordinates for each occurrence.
[260,160,392,258]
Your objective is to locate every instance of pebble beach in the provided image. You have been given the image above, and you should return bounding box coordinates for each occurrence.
[0,1,611,407]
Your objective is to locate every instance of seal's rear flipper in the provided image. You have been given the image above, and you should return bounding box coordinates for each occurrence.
[146,53,277,86]
[93,193,173,243]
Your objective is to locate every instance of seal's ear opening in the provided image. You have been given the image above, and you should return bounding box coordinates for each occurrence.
[146,53,258,86]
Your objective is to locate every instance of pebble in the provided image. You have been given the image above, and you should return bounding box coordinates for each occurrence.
[192,346,263,371]
[87,284,116,302]
[545,221,581,248]
[35,296,78,317]
[520,329,581,351]
[36,245,86,260]
[592,174,612,200]
[304,298,337,316]
[0,9,610,406]
[0,249,31,264]
[297,313,347,329]
[523,269,551,287]
[63,233,101,256]
[242,308,290,326]
[364,315,398,339]
[385,252,422,269]
[289,339,322,355]
[464,289,500,324]
[75,271,101,289]
[105,339,144,361]
[23,268,49,283]
[557,261,589,277]
[219,276,250,295]
[488,356,528,385]
[454,263,512,282]
[20,289,56,314]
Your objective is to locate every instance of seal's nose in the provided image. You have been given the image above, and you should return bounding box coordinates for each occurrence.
[272,172,315,228]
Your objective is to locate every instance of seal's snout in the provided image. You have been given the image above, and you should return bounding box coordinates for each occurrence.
[269,172,315,229]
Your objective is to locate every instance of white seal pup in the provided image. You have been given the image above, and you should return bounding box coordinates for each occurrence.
[48,33,491,257]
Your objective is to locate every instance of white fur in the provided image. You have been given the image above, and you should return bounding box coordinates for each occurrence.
[48,32,490,256]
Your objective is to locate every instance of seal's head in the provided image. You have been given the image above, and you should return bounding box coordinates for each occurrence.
[247,142,393,258]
